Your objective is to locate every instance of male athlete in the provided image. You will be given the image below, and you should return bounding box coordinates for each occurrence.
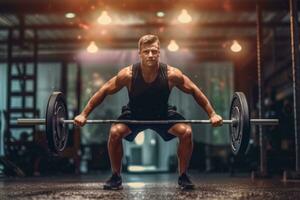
[74,34,223,190]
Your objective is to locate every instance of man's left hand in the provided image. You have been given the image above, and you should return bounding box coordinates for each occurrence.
[210,113,223,127]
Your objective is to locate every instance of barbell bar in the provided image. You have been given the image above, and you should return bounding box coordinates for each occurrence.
[16,91,279,156]
[17,118,279,125]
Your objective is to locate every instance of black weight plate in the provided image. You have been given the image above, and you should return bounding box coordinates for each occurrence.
[229,92,250,156]
[46,92,68,154]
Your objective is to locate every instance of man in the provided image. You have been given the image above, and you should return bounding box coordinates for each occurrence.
[74,34,223,190]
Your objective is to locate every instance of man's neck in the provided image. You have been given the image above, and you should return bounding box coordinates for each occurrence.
[140,62,159,74]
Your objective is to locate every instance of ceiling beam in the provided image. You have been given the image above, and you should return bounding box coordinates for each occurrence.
[0,35,293,48]
[0,50,232,63]
[0,21,292,31]
[0,36,258,45]
[0,0,291,14]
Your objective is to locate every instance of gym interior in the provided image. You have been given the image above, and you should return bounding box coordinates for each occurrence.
[0,0,300,199]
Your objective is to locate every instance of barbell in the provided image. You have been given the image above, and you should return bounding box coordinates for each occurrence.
[17,91,279,156]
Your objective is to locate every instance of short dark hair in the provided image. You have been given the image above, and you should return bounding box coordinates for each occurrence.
[138,34,160,51]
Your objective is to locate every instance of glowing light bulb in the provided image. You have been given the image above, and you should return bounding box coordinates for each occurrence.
[230,40,242,52]
[156,11,165,17]
[87,41,98,53]
[97,11,112,25]
[65,12,76,19]
[177,9,192,23]
[168,40,179,52]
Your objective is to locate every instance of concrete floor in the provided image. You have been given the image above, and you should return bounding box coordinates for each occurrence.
[0,173,300,200]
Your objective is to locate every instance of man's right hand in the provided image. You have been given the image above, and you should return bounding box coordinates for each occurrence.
[74,114,87,127]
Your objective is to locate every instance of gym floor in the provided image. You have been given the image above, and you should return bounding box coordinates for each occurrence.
[1,173,300,200]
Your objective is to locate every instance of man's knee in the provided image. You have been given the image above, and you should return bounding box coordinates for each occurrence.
[178,125,193,142]
[109,124,130,143]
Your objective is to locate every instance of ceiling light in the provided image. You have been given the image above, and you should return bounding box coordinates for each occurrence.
[65,12,76,19]
[87,41,98,53]
[156,11,165,17]
[97,11,112,25]
[168,40,179,52]
[230,40,242,52]
[177,9,192,23]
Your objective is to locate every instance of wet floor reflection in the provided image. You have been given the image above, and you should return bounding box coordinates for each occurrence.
[0,173,300,199]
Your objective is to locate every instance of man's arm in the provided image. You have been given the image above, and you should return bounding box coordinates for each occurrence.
[169,67,216,118]
[74,67,131,126]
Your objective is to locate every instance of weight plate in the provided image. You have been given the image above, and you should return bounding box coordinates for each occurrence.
[46,92,68,154]
[229,92,250,156]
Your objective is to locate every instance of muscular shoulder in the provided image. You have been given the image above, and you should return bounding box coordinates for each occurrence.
[116,65,132,83]
[167,65,184,85]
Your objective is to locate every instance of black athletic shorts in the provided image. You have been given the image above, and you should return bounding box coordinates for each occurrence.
[117,105,185,142]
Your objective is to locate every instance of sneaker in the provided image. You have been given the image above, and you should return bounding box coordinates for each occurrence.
[103,173,123,190]
[178,173,194,190]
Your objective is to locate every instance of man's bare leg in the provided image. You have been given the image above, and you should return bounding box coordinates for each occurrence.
[104,123,131,190]
[168,123,193,175]
[107,123,131,175]
[169,123,194,189]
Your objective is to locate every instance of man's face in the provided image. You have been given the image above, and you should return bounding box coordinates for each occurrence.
[139,41,160,67]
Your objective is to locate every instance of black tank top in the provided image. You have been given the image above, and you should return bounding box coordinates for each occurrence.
[128,62,170,119]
